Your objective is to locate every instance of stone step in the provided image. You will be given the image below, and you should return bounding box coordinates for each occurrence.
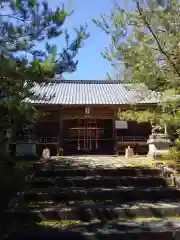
[22,187,180,202]
[26,176,169,188]
[8,202,180,221]
[34,168,162,178]
[6,219,180,240]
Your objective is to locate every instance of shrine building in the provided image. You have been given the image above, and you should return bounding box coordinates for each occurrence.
[11,80,159,156]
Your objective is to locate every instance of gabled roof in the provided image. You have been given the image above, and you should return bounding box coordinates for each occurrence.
[26,80,159,105]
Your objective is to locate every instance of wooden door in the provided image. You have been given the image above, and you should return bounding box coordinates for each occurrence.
[77,119,99,153]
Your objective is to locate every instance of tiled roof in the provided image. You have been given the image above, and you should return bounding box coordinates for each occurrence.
[124,84,161,104]
[26,80,159,105]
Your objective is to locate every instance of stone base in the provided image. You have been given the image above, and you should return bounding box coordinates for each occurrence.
[147,134,171,159]
[147,153,155,159]
[16,143,37,157]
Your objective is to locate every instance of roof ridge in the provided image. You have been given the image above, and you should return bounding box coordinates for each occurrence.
[51,79,123,84]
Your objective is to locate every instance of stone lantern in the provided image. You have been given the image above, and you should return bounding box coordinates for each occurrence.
[147,124,172,159]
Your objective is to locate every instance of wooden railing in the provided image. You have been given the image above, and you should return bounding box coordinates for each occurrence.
[11,134,36,143]
[38,137,58,143]
[64,138,113,141]
[117,136,147,142]
[11,135,148,144]
[11,134,58,144]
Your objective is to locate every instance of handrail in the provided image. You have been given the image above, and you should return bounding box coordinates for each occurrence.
[64,138,113,141]
[69,127,104,130]
[39,137,58,143]
[11,134,148,143]
[11,135,58,143]
[117,136,147,142]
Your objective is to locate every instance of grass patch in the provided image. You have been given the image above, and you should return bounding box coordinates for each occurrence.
[28,199,116,207]
[154,159,177,165]
[38,217,180,227]
[28,201,55,207]
[122,156,180,167]
[39,220,81,227]
[15,160,38,169]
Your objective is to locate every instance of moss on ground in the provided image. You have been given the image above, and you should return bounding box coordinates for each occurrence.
[13,156,174,169]
[28,199,124,207]
[38,217,180,227]
[15,160,38,169]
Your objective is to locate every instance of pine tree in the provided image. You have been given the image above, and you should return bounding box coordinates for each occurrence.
[93,0,180,136]
[0,0,88,184]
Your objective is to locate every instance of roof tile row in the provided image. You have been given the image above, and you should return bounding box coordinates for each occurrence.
[26,80,159,105]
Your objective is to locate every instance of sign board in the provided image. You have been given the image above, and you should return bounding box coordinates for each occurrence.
[115,121,128,129]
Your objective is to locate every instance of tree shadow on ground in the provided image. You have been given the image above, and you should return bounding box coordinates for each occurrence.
[5,217,179,240]
[3,158,180,239]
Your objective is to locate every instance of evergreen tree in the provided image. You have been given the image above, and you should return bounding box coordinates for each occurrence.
[0,0,88,176]
[93,0,180,136]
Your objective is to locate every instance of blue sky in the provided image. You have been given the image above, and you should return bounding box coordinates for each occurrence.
[46,0,133,80]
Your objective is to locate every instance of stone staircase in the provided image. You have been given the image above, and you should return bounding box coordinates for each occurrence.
[5,159,180,239]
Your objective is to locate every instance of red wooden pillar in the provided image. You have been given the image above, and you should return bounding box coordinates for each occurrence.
[83,119,86,150]
[78,119,80,150]
[89,120,92,150]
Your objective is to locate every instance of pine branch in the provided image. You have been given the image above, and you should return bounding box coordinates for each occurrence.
[136,1,180,78]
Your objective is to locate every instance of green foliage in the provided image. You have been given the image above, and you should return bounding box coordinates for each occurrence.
[120,104,180,135]
[120,108,157,122]
[0,0,89,161]
[161,147,180,162]
[99,0,180,90]
[0,0,89,125]
[94,0,180,134]
[158,137,180,162]
[175,138,180,149]
[93,4,166,90]
[0,0,89,115]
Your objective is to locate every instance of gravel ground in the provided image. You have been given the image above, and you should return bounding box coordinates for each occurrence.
[52,155,153,168]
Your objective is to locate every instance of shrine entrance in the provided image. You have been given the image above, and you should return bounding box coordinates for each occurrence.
[76,119,101,153]
[63,119,114,155]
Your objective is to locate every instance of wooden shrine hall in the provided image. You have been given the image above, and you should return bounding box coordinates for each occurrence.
[11,80,159,156]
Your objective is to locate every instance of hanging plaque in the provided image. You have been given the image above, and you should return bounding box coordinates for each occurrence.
[115,120,128,129]
[85,107,90,114]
